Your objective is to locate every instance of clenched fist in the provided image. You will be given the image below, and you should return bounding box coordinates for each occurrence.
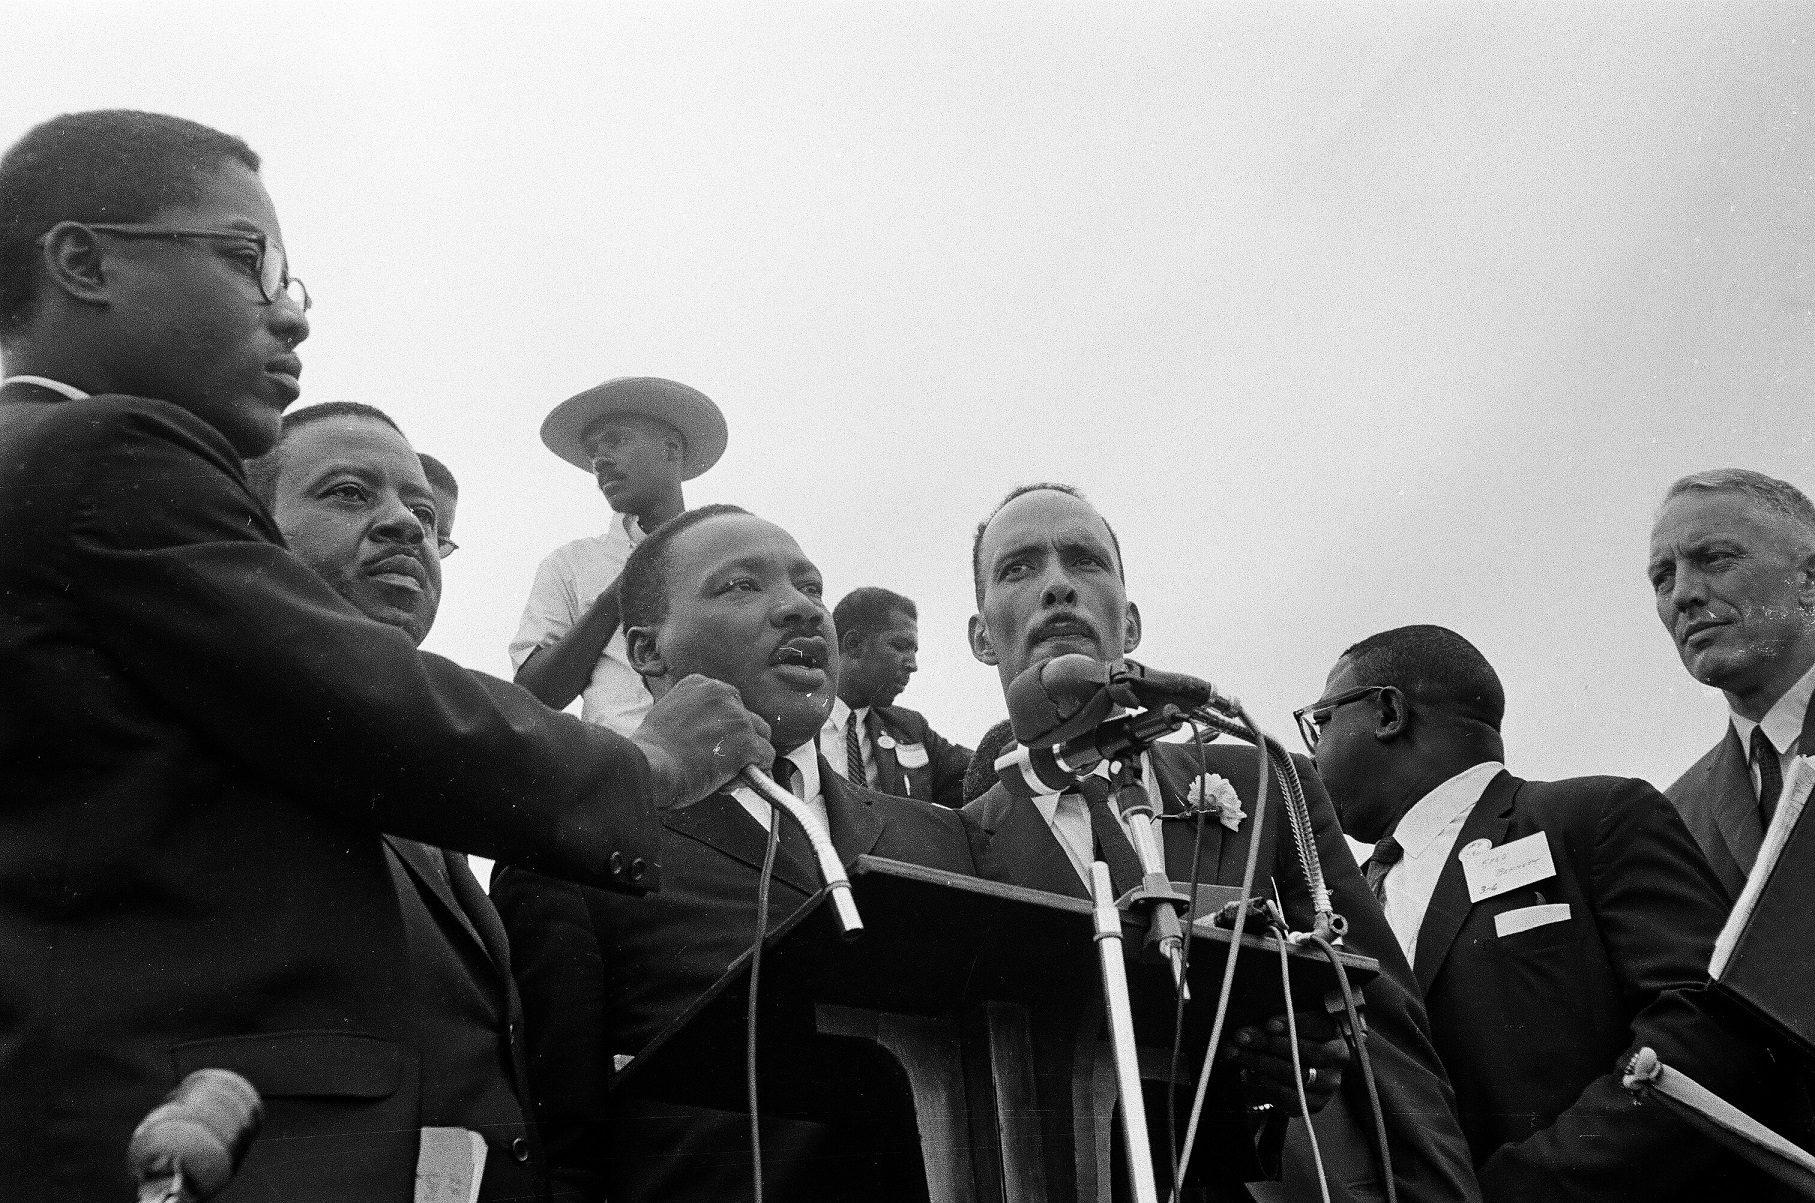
[631,675,772,809]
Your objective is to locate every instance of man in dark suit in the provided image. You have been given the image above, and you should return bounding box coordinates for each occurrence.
[963,483,1481,1203]
[820,585,972,807]
[492,505,982,1202]
[0,110,768,1202]
[251,400,554,1200]
[1648,469,1815,900]
[1305,623,1780,1201]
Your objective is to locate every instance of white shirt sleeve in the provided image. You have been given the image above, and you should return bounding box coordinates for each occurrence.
[509,548,584,670]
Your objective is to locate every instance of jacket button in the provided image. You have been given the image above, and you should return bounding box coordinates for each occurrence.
[609,851,623,875]
[629,857,646,883]
[511,1135,531,1162]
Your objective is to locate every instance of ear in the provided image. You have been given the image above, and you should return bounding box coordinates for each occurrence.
[625,624,667,680]
[1121,602,1143,656]
[38,222,111,308]
[840,628,867,659]
[1798,548,1815,607]
[664,435,683,465]
[1374,687,1410,742]
[968,613,997,666]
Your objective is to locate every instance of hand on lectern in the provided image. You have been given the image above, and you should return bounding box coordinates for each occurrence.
[632,675,772,809]
[1225,1011,1349,1115]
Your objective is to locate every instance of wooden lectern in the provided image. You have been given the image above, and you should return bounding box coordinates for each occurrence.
[615,856,1377,1203]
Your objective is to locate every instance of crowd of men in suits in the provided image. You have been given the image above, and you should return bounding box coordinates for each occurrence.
[2,108,1812,1203]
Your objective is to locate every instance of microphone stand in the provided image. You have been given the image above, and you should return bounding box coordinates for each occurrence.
[1110,761,1192,997]
[738,766,863,939]
[1092,860,1161,1203]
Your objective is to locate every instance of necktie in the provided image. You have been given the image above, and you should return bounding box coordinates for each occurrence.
[1751,726,1783,828]
[845,711,866,786]
[1366,835,1403,906]
[1077,775,1147,899]
[767,756,815,875]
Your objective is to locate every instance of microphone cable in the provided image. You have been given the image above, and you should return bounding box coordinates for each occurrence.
[1164,719,1215,1182]
[746,805,783,1202]
[1170,703,1271,1201]
[1306,930,1398,1203]
[1275,929,1332,1203]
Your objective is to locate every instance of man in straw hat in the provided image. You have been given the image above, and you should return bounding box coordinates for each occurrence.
[513,376,728,733]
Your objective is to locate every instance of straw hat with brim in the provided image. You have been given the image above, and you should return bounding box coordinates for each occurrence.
[540,377,728,480]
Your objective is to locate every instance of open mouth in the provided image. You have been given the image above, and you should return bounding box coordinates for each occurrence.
[366,552,426,593]
[771,636,829,671]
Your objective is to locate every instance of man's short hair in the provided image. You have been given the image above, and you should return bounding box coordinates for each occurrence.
[834,587,917,645]
[970,482,1125,605]
[1660,469,1815,542]
[618,504,751,634]
[418,452,457,499]
[244,401,405,510]
[0,110,260,332]
[1339,624,1506,732]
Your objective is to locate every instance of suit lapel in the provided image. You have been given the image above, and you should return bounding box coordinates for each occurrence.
[978,787,1090,899]
[823,763,886,862]
[867,710,905,796]
[663,790,820,896]
[1709,727,1764,874]
[441,849,513,975]
[1148,744,1227,881]
[384,834,488,956]
[1412,771,1517,997]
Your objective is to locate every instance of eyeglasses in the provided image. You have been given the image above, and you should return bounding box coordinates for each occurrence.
[1292,685,1389,754]
[83,224,310,311]
[435,537,458,560]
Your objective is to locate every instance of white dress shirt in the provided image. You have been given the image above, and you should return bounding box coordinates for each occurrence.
[1728,657,1815,800]
[1030,752,1161,887]
[509,512,649,735]
[1,375,89,400]
[729,740,831,845]
[1377,760,1506,965]
[819,698,877,785]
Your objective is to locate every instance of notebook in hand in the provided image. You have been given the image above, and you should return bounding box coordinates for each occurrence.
[1709,754,1815,1059]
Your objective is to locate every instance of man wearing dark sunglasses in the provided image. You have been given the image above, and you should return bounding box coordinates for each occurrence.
[0,110,769,1201]
[1303,625,1784,1202]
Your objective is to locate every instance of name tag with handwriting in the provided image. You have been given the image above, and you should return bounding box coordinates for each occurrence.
[1460,831,1556,905]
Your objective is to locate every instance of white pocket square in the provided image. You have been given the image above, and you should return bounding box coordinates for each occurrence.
[1494,902,1571,937]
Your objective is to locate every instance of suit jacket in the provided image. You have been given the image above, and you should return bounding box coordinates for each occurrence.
[966,739,1483,1203]
[1664,702,1815,900]
[0,386,662,1202]
[866,703,973,808]
[1413,770,1778,1201]
[384,837,548,1201]
[492,761,983,1202]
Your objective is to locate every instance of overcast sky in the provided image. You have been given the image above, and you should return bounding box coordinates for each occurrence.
[6,1,1811,793]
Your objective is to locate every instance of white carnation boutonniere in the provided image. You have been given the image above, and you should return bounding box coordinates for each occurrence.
[1186,773,1246,831]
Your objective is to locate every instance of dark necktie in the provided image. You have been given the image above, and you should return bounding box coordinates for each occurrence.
[1751,726,1783,828]
[1366,835,1404,906]
[1077,775,1147,899]
[845,711,866,786]
[768,756,818,877]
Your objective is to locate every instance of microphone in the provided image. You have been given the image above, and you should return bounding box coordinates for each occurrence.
[128,1069,263,1203]
[737,765,863,938]
[1007,654,1234,751]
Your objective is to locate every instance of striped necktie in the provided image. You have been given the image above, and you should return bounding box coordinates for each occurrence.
[845,711,866,786]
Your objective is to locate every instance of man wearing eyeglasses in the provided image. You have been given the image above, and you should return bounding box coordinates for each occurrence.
[512,377,727,734]
[0,110,770,1202]
[1301,625,1782,1202]
[421,450,461,559]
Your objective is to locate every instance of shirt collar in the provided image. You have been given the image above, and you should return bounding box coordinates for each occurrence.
[1,375,89,401]
[1393,761,1505,858]
[827,697,869,729]
[1730,658,1815,757]
[729,739,822,809]
[621,512,646,546]
[1029,751,1154,818]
